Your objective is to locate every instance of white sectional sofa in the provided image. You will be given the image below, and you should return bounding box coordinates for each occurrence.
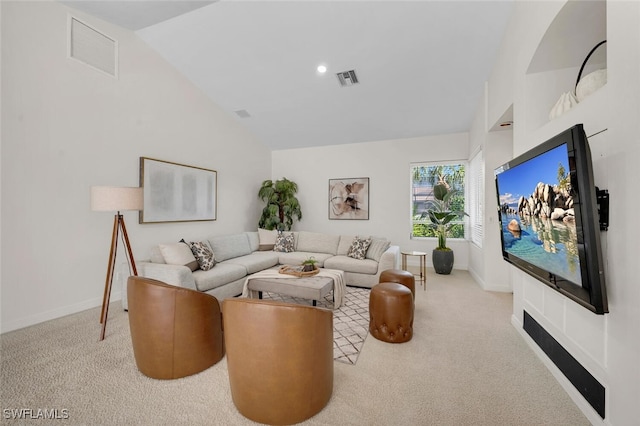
[124,231,399,309]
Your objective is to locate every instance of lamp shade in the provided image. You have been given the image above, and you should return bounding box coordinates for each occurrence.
[91,186,143,212]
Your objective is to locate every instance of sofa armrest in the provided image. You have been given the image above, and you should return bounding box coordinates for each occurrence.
[377,245,400,272]
[138,262,198,291]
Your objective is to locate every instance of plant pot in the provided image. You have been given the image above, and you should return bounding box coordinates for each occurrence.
[302,264,316,272]
[432,249,454,275]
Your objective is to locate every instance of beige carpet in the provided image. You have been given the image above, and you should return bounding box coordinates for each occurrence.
[262,286,371,365]
[0,270,590,425]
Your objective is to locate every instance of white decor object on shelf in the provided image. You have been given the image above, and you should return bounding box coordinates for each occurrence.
[575,40,607,103]
[549,91,579,120]
[576,68,607,102]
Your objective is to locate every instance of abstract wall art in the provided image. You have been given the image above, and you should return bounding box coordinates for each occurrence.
[328,177,369,220]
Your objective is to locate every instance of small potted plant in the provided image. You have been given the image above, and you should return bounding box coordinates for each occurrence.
[426,183,467,275]
[301,256,318,272]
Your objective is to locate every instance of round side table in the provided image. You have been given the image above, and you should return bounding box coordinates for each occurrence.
[400,251,427,291]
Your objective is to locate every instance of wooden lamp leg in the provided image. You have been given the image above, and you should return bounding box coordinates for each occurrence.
[119,216,138,276]
[99,215,119,327]
[99,213,138,341]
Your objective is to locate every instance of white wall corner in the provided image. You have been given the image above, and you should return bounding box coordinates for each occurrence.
[468,266,485,289]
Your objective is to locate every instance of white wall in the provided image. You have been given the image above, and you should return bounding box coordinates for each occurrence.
[467,83,512,293]
[0,1,271,332]
[272,133,470,271]
[479,130,512,292]
[483,1,640,424]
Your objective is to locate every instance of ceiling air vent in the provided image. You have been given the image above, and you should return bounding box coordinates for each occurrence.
[69,17,117,77]
[234,109,251,118]
[336,70,359,87]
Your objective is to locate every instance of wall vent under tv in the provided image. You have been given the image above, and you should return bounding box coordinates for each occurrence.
[524,311,605,419]
[336,70,359,87]
[69,17,118,78]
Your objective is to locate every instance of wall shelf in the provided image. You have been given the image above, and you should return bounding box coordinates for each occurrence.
[525,0,607,133]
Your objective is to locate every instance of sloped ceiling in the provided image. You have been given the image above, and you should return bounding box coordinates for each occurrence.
[61,1,514,150]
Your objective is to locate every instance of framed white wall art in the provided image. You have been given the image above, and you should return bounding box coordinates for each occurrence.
[139,157,217,223]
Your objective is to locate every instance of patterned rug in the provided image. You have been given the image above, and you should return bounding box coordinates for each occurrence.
[261,286,371,365]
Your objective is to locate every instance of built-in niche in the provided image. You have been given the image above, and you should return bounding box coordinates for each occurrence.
[525,0,607,133]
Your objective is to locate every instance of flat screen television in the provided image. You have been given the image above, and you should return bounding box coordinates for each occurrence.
[494,124,608,314]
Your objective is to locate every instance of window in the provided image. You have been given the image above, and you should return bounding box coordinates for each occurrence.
[411,162,466,238]
[468,149,484,247]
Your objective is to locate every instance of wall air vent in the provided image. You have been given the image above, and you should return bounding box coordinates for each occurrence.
[69,17,117,77]
[336,70,359,87]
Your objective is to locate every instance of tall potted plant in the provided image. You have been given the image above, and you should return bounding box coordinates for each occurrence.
[258,178,302,231]
[426,183,467,274]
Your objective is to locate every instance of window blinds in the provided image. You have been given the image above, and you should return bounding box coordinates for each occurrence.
[469,149,484,247]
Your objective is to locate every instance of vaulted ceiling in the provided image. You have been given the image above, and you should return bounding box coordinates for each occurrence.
[61,1,514,150]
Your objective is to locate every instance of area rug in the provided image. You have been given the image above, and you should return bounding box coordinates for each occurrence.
[261,286,370,365]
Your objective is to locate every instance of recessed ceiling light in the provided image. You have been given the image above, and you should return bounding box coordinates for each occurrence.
[317,65,327,74]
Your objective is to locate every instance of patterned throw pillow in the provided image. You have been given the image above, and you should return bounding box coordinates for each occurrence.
[273,232,295,253]
[347,236,372,260]
[187,240,216,271]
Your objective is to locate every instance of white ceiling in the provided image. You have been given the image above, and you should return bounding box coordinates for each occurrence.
[62,1,514,150]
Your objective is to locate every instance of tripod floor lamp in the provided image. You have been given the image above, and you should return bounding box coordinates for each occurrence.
[91,186,143,341]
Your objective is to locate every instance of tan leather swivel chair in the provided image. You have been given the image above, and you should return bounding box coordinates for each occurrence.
[127,276,224,380]
[222,298,333,425]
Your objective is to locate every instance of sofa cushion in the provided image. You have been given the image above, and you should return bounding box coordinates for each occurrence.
[347,236,372,260]
[277,252,333,267]
[246,232,260,252]
[274,232,295,252]
[208,233,252,262]
[187,240,216,271]
[150,246,166,264]
[258,228,278,251]
[224,252,280,274]
[366,238,391,262]
[296,231,340,255]
[192,263,247,292]
[158,242,199,271]
[337,235,356,256]
[324,255,379,274]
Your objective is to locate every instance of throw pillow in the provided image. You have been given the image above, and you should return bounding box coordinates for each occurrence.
[158,242,199,272]
[273,232,295,253]
[258,228,278,251]
[187,240,216,271]
[366,238,391,262]
[347,236,372,260]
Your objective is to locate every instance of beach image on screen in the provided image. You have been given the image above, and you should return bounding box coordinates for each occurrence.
[496,144,582,286]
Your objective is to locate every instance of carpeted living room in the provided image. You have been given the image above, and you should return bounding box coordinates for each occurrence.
[3,1,640,425]
[2,271,589,425]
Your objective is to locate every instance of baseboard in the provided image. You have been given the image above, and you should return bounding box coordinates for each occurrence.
[468,267,511,292]
[512,313,606,425]
[467,267,484,288]
[0,290,121,334]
